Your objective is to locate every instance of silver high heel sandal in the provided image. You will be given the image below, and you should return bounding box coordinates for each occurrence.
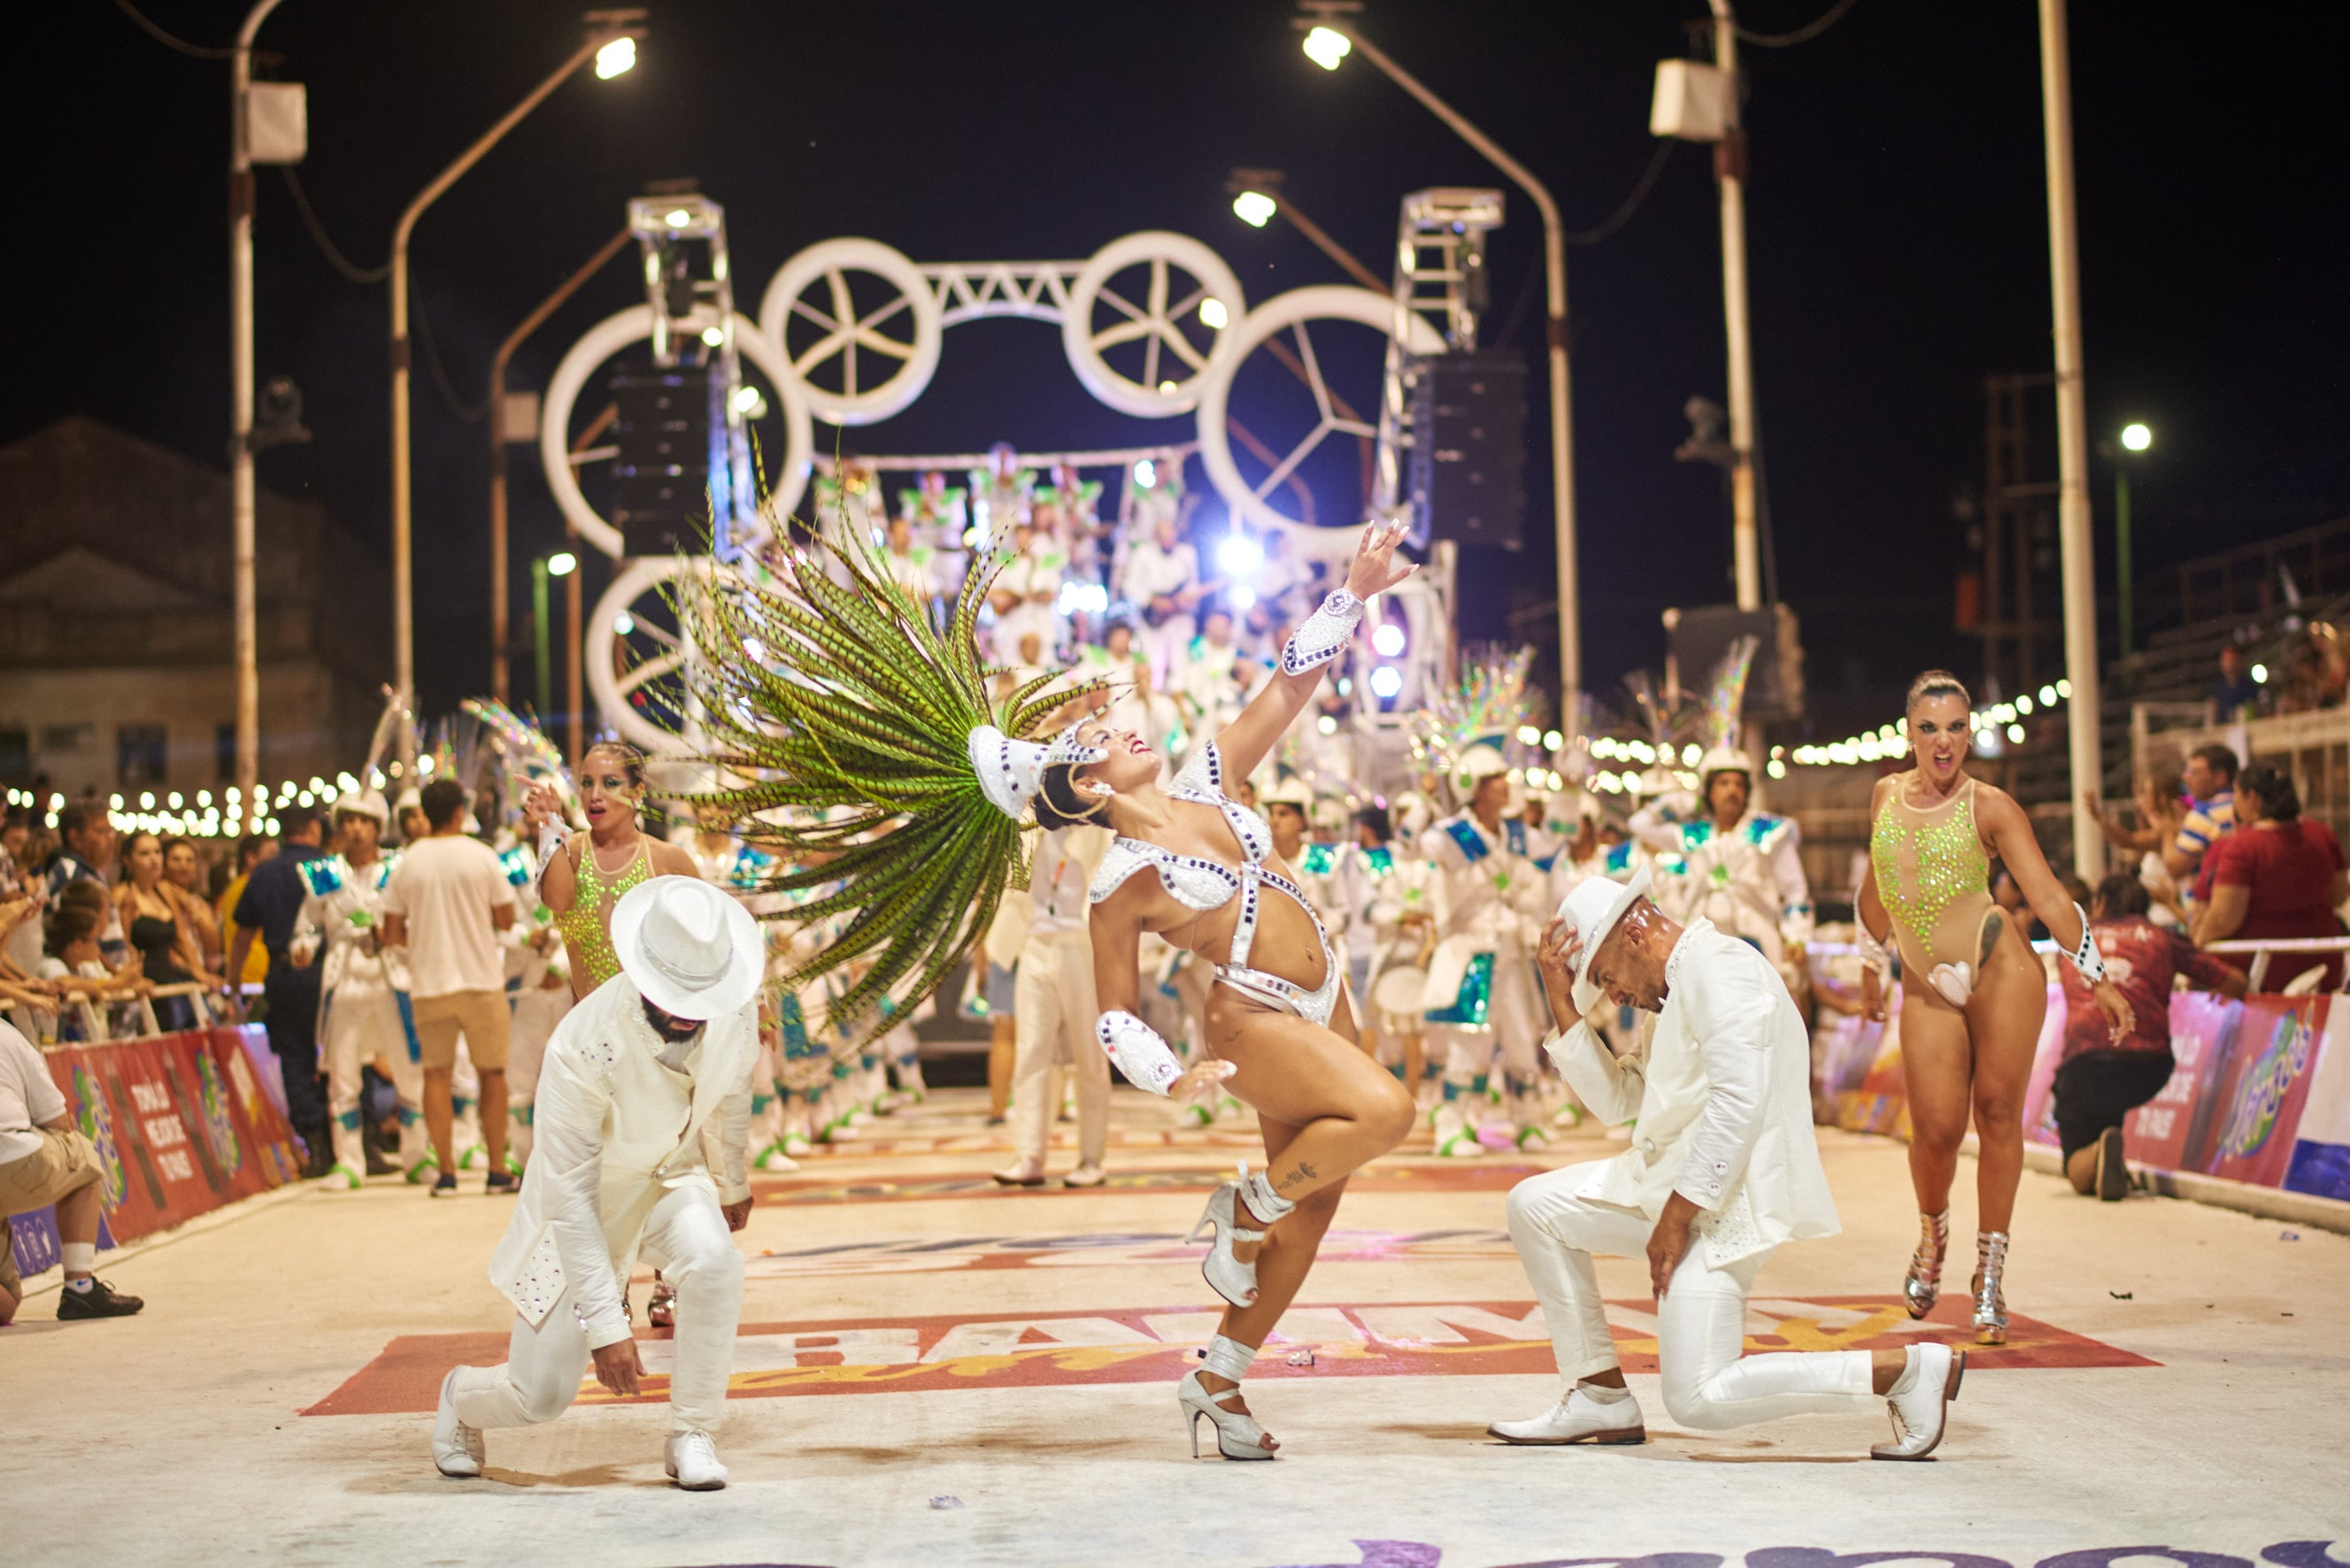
[1971,1230,2010,1345]
[1187,1164,1296,1308]
[1178,1335,1275,1459]
[1902,1210,1950,1318]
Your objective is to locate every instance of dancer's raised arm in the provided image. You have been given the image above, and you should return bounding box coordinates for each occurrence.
[1211,521,1415,783]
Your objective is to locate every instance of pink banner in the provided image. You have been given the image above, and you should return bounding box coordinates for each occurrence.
[2201,995,2326,1188]
[2124,992,2242,1172]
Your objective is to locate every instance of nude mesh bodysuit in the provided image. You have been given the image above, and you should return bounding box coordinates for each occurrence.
[1869,772,1998,997]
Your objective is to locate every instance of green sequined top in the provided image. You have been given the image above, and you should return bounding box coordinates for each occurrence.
[1869,774,1992,971]
[553,836,654,993]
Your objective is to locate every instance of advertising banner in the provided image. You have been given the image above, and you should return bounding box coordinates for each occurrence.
[2201,995,2326,1188]
[2285,1002,2350,1201]
[2125,993,2245,1172]
[34,1028,302,1248]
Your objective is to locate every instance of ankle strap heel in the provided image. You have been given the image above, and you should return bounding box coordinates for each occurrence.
[1179,1335,1275,1460]
[1902,1209,1950,1318]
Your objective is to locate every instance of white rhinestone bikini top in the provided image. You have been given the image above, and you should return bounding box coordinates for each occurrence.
[1089,742,1272,911]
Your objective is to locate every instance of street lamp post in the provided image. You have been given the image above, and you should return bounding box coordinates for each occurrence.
[2114,421,2150,658]
[1706,0,1761,612]
[389,13,641,754]
[535,550,577,719]
[229,0,291,801]
[1296,4,1583,715]
[489,225,633,702]
[2037,0,2105,879]
[1226,169,1387,290]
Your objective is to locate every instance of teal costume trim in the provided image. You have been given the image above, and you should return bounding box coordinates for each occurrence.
[1425,950,1495,1026]
[298,858,345,896]
[1301,842,1337,877]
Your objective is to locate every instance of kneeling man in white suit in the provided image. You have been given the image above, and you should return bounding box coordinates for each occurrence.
[1491,867,1967,1461]
[435,876,762,1490]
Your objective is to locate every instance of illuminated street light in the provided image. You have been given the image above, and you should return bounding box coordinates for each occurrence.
[1198,297,1229,330]
[1232,189,1278,227]
[2120,421,2152,452]
[595,34,636,78]
[1301,25,1352,69]
[700,325,726,347]
[546,550,578,577]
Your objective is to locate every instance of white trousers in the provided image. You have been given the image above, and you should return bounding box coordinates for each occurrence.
[451,1182,746,1436]
[321,982,422,1172]
[1013,934,1107,1169]
[1506,1161,1875,1430]
[1433,949,1546,1093]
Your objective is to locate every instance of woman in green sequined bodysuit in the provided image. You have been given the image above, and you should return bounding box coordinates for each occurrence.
[524,742,702,1003]
[1858,673,2133,1349]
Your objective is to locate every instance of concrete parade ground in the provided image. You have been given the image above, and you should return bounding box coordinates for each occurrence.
[6,1087,2346,1567]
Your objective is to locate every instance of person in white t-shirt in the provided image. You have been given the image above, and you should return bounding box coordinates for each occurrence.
[381,778,518,1198]
[0,1018,143,1320]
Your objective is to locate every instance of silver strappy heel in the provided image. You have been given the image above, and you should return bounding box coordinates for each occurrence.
[1971,1230,2010,1345]
[1186,1163,1295,1308]
[1903,1209,1950,1318]
[1178,1335,1275,1459]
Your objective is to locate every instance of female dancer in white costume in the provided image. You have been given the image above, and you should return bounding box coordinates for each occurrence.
[680,517,1417,1460]
[1030,524,1419,1458]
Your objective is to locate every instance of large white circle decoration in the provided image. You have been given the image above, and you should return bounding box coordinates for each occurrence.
[538,305,813,561]
[588,556,711,750]
[1194,285,1445,550]
[756,237,942,426]
[1059,231,1245,419]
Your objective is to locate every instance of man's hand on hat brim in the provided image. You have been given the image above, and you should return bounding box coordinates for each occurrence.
[1535,916,1585,1035]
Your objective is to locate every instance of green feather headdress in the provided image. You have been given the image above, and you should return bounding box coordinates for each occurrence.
[673,519,1110,1034]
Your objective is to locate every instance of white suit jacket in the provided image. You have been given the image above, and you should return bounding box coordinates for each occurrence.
[486,973,758,1347]
[1541,919,1839,1268]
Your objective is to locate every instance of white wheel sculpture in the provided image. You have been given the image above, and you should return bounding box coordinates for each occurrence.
[539,305,813,560]
[1195,285,1445,550]
[756,237,942,426]
[1059,231,1244,419]
[588,556,715,751]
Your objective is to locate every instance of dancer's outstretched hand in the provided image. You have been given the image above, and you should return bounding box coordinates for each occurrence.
[521,780,565,832]
[1343,520,1418,602]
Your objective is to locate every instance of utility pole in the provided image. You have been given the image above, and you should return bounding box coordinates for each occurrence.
[229,0,289,800]
[2038,0,2105,879]
[1708,0,1761,611]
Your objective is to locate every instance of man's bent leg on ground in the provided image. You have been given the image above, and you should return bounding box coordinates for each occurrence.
[638,1183,747,1435]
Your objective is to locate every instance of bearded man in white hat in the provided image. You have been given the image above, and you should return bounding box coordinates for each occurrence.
[1629,746,1813,1000]
[1418,744,1553,1156]
[289,788,425,1187]
[1489,869,1968,1460]
[433,874,763,1491]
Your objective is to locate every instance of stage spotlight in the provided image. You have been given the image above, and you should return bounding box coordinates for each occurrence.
[1198,298,1229,330]
[1216,533,1265,578]
[547,551,578,577]
[1368,665,1404,699]
[1370,622,1406,657]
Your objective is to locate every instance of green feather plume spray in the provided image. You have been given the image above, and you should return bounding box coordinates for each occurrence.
[672,518,1108,1036]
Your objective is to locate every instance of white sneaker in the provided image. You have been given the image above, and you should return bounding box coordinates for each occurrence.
[1062,1162,1106,1188]
[432,1368,485,1478]
[1872,1342,1965,1460]
[665,1429,728,1490]
[1488,1387,1646,1446]
[1433,1104,1483,1158]
[324,1160,364,1189]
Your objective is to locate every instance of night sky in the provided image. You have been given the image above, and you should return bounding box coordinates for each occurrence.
[15,1,2344,735]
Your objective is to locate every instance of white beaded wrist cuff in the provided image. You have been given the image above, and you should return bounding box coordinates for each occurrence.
[1279,590,1364,676]
[1098,1009,1183,1096]
[2062,902,2107,983]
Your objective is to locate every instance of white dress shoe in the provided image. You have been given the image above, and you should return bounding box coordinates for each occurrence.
[1488,1387,1646,1446]
[1061,1162,1106,1188]
[1871,1342,1965,1460]
[432,1368,484,1478]
[665,1429,729,1490]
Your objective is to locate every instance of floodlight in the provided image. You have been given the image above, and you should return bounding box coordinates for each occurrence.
[1370,622,1406,657]
[547,551,578,577]
[1302,26,1351,70]
[595,35,637,79]
[2120,422,2152,452]
[1232,190,1278,228]
[1198,298,1229,330]
[1368,665,1404,698]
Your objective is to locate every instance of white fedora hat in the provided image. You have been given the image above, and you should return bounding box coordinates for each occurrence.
[610,876,764,1020]
[1554,864,1653,1018]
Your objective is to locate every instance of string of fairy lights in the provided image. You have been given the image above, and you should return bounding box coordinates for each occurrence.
[8,757,440,841]
[8,680,2076,837]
